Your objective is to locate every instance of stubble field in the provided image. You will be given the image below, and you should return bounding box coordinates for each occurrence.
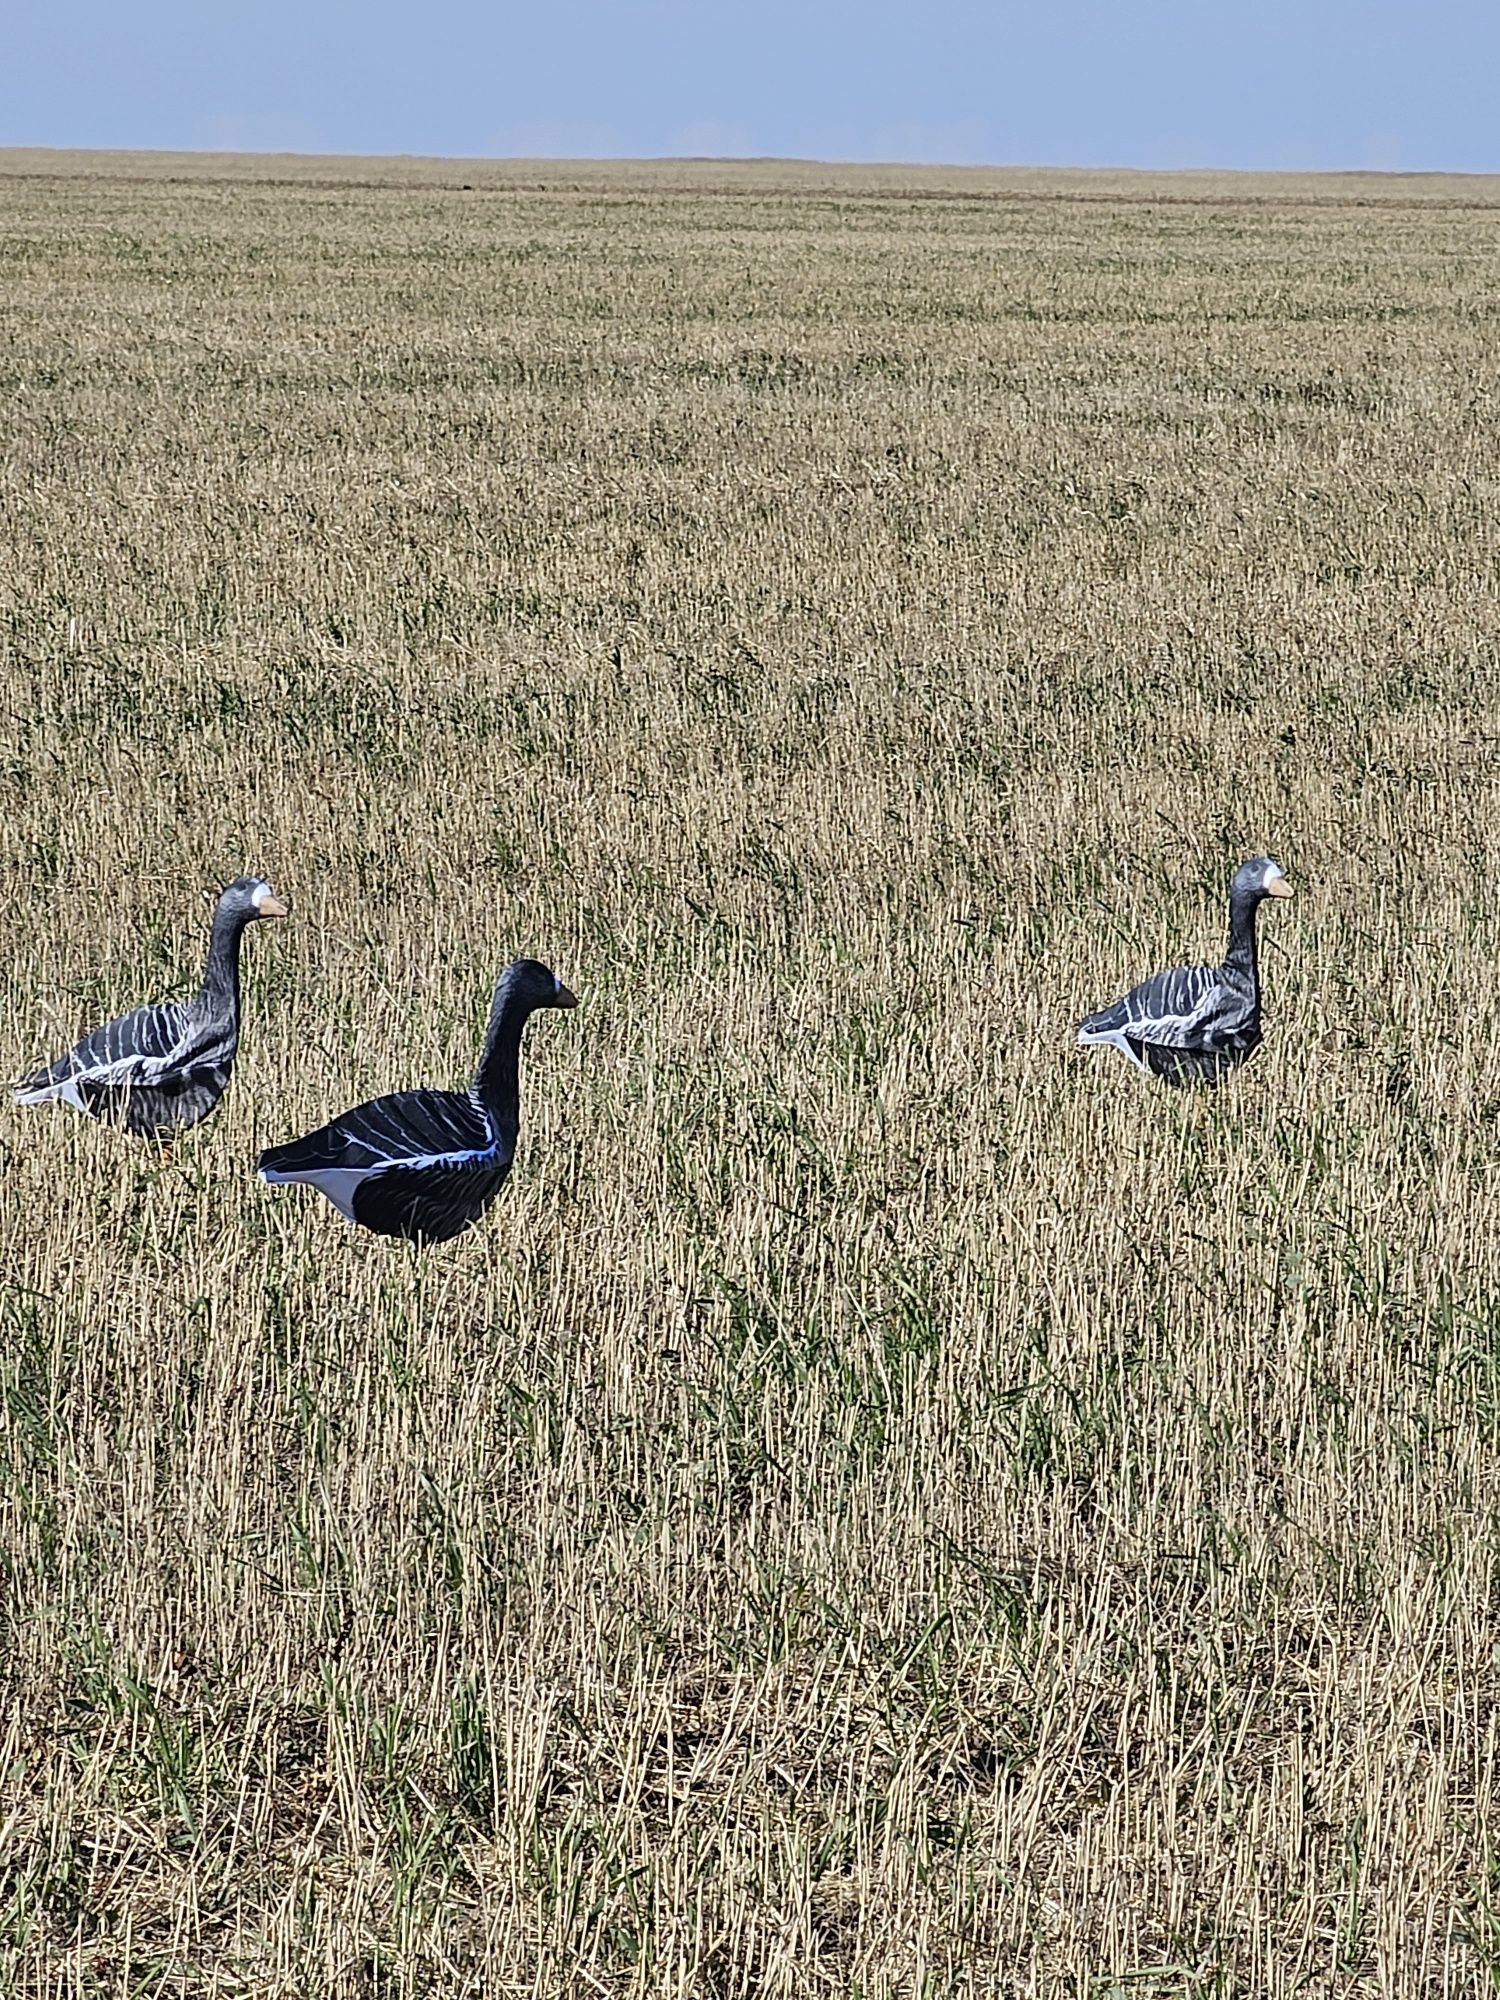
[3,150,1500,1996]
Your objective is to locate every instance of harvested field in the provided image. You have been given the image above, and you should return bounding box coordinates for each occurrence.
[3,149,1500,1995]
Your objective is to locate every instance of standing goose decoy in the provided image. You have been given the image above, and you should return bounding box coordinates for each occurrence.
[1077,856,1293,1087]
[257,957,576,1245]
[14,876,288,1137]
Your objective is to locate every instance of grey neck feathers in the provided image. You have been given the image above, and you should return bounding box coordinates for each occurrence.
[198,902,251,1021]
[473,971,535,1132]
[1224,888,1262,982]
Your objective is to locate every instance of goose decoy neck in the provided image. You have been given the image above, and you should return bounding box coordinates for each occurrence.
[1223,858,1286,977]
[1224,884,1261,977]
[197,876,284,1016]
[474,993,526,1123]
[1224,868,1272,976]
[472,958,575,1120]
[472,965,537,1124]
[198,891,256,1016]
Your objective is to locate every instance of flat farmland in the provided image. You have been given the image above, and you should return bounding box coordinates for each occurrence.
[2,151,1500,1996]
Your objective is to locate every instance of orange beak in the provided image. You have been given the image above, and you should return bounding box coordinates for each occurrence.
[1266,878,1294,899]
[257,893,289,918]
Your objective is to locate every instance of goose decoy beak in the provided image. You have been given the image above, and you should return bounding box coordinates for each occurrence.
[254,891,289,917]
[553,981,578,1008]
[1265,878,1294,899]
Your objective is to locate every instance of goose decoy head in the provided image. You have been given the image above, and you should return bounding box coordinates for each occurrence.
[503,957,578,1009]
[220,876,289,920]
[1233,856,1293,901]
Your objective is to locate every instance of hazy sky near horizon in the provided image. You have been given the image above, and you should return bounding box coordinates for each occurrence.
[4,1,1495,174]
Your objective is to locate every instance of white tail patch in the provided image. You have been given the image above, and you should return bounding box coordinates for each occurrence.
[1077,1025,1148,1071]
[257,1163,373,1223]
[13,1076,89,1112]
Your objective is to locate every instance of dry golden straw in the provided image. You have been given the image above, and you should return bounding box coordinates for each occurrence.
[1,149,1499,1996]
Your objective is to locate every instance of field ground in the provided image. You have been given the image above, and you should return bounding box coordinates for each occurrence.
[3,150,1500,1996]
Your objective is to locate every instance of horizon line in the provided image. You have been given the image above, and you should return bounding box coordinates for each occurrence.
[1,142,1496,181]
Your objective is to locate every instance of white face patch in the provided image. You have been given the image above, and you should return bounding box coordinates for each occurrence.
[251,882,275,911]
[1262,860,1284,888]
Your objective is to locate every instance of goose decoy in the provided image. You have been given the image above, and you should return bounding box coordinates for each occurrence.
[14,876,287,1137]
[256,957,576,1244]
[1077,856,1293,1086]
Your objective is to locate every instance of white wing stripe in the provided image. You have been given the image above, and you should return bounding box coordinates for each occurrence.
[258,1136,500,1189]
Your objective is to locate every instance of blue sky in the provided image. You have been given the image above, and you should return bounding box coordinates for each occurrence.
[4,1,1495,172]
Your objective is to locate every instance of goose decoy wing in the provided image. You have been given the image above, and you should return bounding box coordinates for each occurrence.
[1078,963,1229,1065]
[257,1087,513,1244]
[14,998,214,1129]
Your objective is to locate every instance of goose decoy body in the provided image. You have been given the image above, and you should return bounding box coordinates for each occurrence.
[14,876,287,1137]
[257,957,576,1244]
[1077,856,1293,1086]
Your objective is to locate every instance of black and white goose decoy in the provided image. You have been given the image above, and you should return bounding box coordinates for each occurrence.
[1077,856,1293,1086]
[14,876,287,1137]
[257,957,576,1244]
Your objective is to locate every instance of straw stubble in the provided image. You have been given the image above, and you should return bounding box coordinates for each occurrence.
[2,149,1499,1995]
